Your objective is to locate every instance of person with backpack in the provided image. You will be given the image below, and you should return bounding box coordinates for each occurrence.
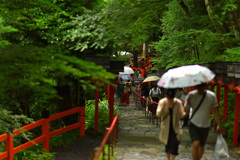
[156,89,186,160]
[184,83,221,160]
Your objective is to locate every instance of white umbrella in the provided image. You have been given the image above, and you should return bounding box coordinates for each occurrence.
[119,66,134,74]
[143,76,160,83]
[118,74,132,80]
[157,65,215,88]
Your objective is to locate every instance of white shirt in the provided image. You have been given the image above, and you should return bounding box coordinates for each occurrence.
[185,90,218,128]
[149,88,161,98]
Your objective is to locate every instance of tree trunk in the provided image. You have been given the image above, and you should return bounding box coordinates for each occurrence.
[56,85,74,125]
[195,45,200,60]
[133,49,138,67]
[229,11,240,39]
[179,1,190,16]
[205,0,226,34]
[20,102,30,117]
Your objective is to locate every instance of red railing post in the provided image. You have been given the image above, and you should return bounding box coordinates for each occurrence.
[6,133,13,160]
[233,92,240,146]
[216,85,220,110]
[109,85,115,124]
[149,57,151,69]
[223,86,228,122]
[95,84,99,132]
[80,107,85,136]
[210,84,215,92]
[42,119,50,152]
[106,85,110,100]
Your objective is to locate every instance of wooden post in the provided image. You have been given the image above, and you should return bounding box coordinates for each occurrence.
[79,107,85,136]
[216,85,220,110]
[210,85,215,92]
[6,134,13,160]
[42,119,50,152]
[109,86,115,124]
[223,86,228,122]
[149,57,151,69]
[233,92,240,146]
[222,86,229,134]
[106,85,110,100]
[95,84,99,132]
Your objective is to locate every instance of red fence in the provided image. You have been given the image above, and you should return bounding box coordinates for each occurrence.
[131,56,152,78]
[92,115,118,160]
[133,88,160,127]
[0,107,85,160]
[134,81,240,146]
[207,80,240,146]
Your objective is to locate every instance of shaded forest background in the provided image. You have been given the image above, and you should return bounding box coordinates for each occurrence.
[0,0,240,158]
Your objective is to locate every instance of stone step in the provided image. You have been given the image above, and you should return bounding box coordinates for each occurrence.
[116,98,239,160]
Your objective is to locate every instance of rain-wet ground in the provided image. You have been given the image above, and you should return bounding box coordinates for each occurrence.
[115,94,240,160]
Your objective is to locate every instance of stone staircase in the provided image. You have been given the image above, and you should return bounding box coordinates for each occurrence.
[114,96,239,160]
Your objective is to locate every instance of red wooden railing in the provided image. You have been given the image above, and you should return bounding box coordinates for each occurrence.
[131,56,152,78]
[0,107,85,160]
[92,115,118,160]
[207,79,240,146]
[133,88,160,127]
[134,80,240,146]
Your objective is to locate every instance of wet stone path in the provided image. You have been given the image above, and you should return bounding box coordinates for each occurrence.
[115,95,240,160]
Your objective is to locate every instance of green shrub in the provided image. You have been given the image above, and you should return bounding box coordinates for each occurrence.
[15,144,55,160]
[85,95,119,133]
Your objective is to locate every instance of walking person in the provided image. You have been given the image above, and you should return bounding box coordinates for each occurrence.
[184,83,221,160]
[156,89,186,160]
[116,78,125,105]
[149,84,161,103]
[122,80,131,105]
[149,84,161,116]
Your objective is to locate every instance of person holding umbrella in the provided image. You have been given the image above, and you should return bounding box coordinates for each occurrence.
[184,83,221,160]
[156,89,186,160]
[157,64,220,160]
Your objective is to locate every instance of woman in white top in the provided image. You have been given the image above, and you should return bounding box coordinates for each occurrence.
[149,84,161,103]
[148,84,162,115]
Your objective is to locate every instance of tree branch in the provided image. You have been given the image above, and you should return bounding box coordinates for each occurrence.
[205,0,226,34]
[229,11,240,39]
[179,0,190,16]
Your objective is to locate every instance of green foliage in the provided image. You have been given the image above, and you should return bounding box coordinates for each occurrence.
[216,47,240,62]
[96,145,116,160]
[49,129,79,148]
[105,0,166,49]
[0,109,33,135]
[85,96,119,133]
[15,144,55,160]
[62,9,113,52]
[0,18,18,49]
[151,0,240,70]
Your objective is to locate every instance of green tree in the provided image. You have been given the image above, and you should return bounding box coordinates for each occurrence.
[151,0,240,69]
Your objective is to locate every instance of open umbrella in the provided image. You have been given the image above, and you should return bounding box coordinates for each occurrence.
[118,74,132,80]
[119,66,134,75]
[143,76,160,83]
[157,65,215,88]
